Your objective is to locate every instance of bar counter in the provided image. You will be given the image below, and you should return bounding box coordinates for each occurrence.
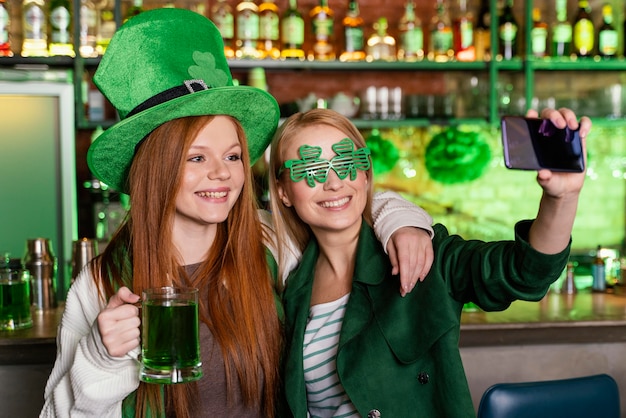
[0,305,64,365]
[3,291,626,416]
[460,289,626,347]
[2,290,626,364]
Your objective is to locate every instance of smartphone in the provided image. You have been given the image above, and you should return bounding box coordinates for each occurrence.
[501,116,584,172]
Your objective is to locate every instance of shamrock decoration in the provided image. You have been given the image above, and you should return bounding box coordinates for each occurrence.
[188,51,229,88]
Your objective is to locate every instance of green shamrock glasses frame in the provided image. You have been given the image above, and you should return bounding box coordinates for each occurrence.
[279,138,371,187]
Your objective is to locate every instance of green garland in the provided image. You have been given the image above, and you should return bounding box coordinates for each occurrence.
[366,129,400,175]
[425,128,491,184]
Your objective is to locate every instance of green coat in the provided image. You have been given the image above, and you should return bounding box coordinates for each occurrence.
[281,220,569,418]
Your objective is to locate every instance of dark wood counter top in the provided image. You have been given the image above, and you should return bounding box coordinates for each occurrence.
[3,291,626,364]
[0,305,63,364]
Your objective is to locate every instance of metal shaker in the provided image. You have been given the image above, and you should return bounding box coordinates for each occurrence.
[23,238,57,311]
[71,238,99,283]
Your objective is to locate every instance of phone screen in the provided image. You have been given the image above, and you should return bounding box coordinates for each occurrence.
[501,116,584,172]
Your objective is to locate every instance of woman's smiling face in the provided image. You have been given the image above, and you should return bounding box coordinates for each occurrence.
[174,116,245,231]
[277,124,369,236]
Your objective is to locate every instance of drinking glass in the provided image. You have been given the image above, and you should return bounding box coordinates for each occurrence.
[0,268,33,331]
[139,287,202,384]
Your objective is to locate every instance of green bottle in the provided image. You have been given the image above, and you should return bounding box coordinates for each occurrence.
[498,0,518,60]
[551,0,572,57]
[48,0,74,56]
[573,0,594,57]
[280,0,305,59]
[598,3,617,58]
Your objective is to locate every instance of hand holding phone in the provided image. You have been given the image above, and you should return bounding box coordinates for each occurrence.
[501,116,584,172]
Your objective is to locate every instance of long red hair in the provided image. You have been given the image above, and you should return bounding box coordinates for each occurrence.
[92,115,282,417]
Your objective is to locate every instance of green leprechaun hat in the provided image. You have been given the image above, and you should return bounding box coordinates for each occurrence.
[87,8,280,193]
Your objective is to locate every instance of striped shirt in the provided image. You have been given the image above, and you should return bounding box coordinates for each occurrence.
[303,293,358,418]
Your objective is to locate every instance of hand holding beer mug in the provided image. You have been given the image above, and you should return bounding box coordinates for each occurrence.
[139,287,202,384]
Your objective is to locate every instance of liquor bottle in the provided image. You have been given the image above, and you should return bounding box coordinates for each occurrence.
[474,0,490,61]
[49,0,74,56]
[452,0,474,61]
[0,0,12,57]
[258,0,280,59]
[598,3,617,58]
[551,0,572,58]
[124,0,144,22]
[339,0,365,62]
[236,0,260,58]
[79,0,97,57]
[310,0,335,61]
[21,0,48,57]
[96,0,116,55]
[397,0,423,62]
[366,17,396,61]
[573,0,594,57]
[530,7,547,58]
[280,0,304,59]
[592,245,606,292]
[428,0,453,62]
[211,0,235,59]
[498,0,518,60]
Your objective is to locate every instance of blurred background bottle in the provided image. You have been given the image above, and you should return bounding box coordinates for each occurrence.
[366,17,396,61]
[21,0,48,56]
[79,0,97,57]
[0,0,12,56]
[339,0,365,62]
[573,0,594,57]
[452,0,474,61]
[310,0,335,60]
[96,0,116,55]
[551,0,572,57]
[124,0,144,22]
[428,0,453,62]
[530,7,547,58]
[473,0,490,60]
[236,0,260,58]
[258,0,280,59]
[597,3,617,59]
[592,245,606,292]
[397,1,423,62]
[211,0,235,59]
[49,0,74,56]
[280,0,305,59]
[498,0,518,60]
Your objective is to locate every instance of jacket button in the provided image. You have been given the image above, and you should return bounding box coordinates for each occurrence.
[367,410,381,418]
[418,371,429,384]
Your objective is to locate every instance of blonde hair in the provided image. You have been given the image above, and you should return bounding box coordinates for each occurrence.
[93,115,282,417]
[268,108,373,281]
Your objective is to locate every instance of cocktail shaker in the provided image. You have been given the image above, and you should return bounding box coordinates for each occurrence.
[71,238,99,283]
[23,238,57,311]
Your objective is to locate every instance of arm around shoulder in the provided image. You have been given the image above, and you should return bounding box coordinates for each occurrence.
[371,191,434,250]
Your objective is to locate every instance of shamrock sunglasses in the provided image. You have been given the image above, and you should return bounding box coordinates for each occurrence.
[279,138,372,187]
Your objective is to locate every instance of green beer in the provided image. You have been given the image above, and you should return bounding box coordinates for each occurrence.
[0,270,33,331]
[140,287,202,383]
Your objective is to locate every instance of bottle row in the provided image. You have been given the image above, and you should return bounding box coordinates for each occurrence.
[0,0,206,57]
[2,0,624,62]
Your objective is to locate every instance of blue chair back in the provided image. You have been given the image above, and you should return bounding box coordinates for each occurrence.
[477,374,620,418]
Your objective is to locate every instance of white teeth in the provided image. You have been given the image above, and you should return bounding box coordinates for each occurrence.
[320,197,350,208]
[197,191,227,198]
